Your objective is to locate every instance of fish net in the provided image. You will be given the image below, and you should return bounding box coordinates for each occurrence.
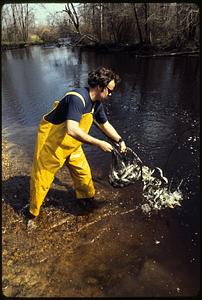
[109,147,183,214]
[109,147,143,188]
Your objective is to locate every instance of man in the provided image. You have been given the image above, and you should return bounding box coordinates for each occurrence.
[25,67,126,219]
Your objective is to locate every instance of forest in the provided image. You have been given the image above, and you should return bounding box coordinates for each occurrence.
[1,3,200,53]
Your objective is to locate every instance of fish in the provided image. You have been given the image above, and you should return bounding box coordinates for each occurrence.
[109,146,183,213]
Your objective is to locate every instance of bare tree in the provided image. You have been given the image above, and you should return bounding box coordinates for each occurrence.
[62,3,80,33]
[2,4,34,43]
[144,3,151,44]
[100,3,103,42]
[133,4,143,44]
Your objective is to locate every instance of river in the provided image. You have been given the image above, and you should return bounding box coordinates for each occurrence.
[2,46,200,297]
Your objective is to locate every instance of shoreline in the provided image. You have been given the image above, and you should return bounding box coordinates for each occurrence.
[2,42,199,57]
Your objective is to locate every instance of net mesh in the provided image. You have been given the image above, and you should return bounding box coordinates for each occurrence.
[109,147,143,188]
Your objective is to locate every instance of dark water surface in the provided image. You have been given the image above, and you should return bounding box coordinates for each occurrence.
[2,46,200,296]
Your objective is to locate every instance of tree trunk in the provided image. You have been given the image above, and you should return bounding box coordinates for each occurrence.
[11,5,18,42]
[133,4,143,44]
[144,3,151,44]
[63,3,80,34]
[100,3,103,42]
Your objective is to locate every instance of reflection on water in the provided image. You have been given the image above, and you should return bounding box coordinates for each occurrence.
[2,46,200,296]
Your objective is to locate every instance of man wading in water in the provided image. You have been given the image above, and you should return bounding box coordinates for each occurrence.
[23,67,126,221]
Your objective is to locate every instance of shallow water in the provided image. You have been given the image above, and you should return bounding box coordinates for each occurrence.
[2,46,200,296]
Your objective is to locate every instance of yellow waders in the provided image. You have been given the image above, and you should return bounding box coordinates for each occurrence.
[30,92,95,217]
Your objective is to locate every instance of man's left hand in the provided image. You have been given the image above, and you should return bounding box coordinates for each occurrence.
[119,140,127,152]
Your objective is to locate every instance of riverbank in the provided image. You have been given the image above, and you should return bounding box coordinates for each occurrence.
[74,42,200,55]
[2,41,199,57]
[1,41,44,50]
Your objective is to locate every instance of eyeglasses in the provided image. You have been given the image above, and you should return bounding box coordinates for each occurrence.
[106,86,113,95]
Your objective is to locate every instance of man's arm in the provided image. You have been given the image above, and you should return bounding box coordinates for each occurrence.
[98,121,121,142]
[98,121,127,152]
[66,120,113,152]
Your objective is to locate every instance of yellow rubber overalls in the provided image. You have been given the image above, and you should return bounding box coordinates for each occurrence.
[30,92,95,217]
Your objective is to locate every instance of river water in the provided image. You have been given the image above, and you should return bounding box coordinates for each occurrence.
[2,46,200,297]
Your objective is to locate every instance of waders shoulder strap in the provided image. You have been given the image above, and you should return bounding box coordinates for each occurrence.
[65,91,86,107]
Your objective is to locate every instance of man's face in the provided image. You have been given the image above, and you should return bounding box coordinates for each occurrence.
[98,79,116,101]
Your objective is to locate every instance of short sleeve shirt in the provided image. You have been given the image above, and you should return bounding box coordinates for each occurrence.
[44,87,108,125]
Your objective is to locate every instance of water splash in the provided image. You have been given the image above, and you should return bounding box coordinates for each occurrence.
[109,147,183,215]
[141,167,183,215]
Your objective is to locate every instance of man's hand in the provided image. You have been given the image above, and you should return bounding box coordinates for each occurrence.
[119,140,127,153]
[98,140,113,152]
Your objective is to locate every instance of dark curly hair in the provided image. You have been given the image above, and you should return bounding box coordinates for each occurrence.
[88,67,120,90]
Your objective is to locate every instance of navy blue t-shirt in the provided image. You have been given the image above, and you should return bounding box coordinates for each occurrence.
[44,87,108,125]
